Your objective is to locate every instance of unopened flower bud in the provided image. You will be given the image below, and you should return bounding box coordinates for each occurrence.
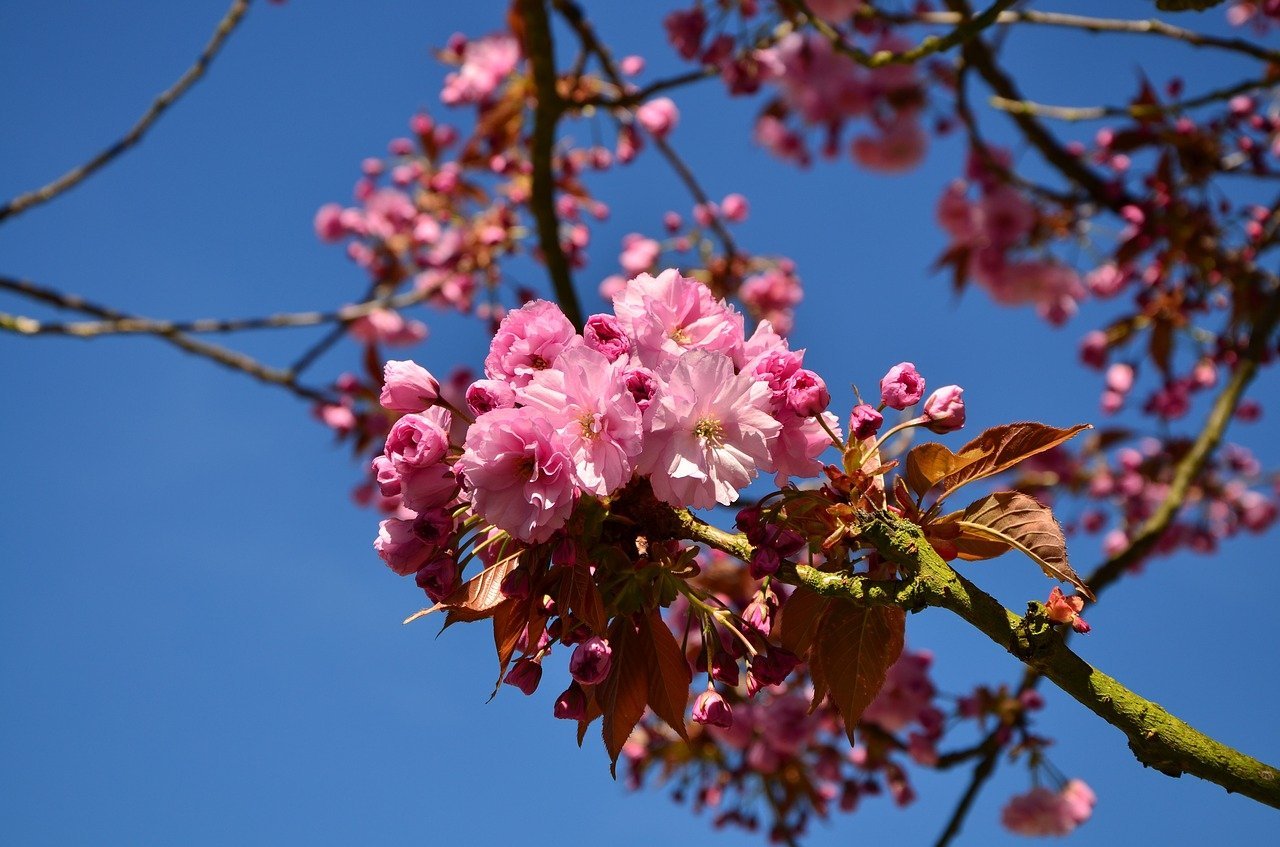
[849,403,883,440]
[692,688,733,728]
[569,636,613,685]
[553,683,587,720]
[786,370,830,417]
[922,385,965,433]
[504,657,543,695]
[880,362,925,410]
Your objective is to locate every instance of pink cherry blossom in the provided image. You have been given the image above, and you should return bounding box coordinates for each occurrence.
[441,33,520,106]
[613,269,745,370]
[519,347,644,495]
[380,360,440,413]
[484,299,582,387]
[635,97,680,139]
[456,407,579,543]
[638,350,780,509]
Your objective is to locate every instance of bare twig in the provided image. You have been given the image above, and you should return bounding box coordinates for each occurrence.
[553,0,740,263]
[0,286,430,338]
[990,75,1277,123]
[0,275,335,405]
[784,0,1018,68]
[873,8,1280,65]
[934,732,1002,847]
[0,0,252,224]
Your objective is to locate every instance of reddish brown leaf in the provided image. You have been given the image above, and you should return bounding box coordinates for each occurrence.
[935,423,1092,503]
[1150,319,1174,378]
[931,512,1014,561]
[637,609,691,740]
[492,598,528,674]
[812,603,905,743]
[905,442,970,499]
[576,686,603,747]
[599,617,649,776]
[563,562,607,635]
[958,491,1095,600]
[773,585,831,659]
[444,556,521,616]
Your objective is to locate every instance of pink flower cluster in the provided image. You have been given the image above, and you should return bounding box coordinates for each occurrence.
[937,161,1085,324]
[753,32,927,171]
[375,269,839,558]
[1001,779,1096,836]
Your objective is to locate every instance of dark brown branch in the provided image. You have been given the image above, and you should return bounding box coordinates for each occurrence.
[0,0,252,224]
[520,0,584,330]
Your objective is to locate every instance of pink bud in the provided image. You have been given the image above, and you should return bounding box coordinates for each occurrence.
[569,636,613,685]
[384,413,449,470]
[374,518,432,576]
[414,554,460,603]
[849,403,883,440]
[466,378,516,415]
[504,657,543,695]
[1079,330,1108,370]
[380,360,441,413]
[880,362,925,410]
[636,96,679,137]
[619,55,645,76]
[692,689,733,728]
[786,369,830,417]
[720,193,749,222]
[583,314,632,362]
[1105,363,1135,394]
[553,683,587,720]
[314,203,346,242]
[922,385,965,433]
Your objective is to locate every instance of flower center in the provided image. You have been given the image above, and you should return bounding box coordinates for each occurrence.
[529,355,550,370]
[693,416,724,446]
[668,325,691,346]
[578,411,600,441]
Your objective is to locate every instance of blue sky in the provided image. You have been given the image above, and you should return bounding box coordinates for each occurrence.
[2,1,1278,844]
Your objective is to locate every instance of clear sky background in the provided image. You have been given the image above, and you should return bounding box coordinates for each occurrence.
[2,1,1278,844]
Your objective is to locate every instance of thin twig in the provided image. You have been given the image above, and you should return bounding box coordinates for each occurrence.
[934,732,1002,847]
[989,75,1277,123]
[0,286,430,337]
[0,0,252,223]
[873,8,1280,65]
[553,0,740,263]
[0,275,335,405]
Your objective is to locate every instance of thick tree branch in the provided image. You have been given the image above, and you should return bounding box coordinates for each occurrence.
[520,0,583,330]
[0,0,252,224]
[674,509,1280,809]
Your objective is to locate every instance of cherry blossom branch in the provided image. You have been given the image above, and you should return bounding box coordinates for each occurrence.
[873,8,1280,64]
[1086,289,1280,593]
[0,274,336,405]
[0,0,252,224]
[578,67,718,108]
[0,285,430,337]
[783,0,1018,68]
[553,0,741,264]
[520,0,584,330]
[673,509,1280,809]
[946,0,1130,211]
